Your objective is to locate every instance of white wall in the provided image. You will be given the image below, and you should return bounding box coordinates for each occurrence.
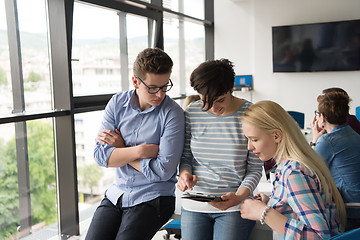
[215,0,360,127]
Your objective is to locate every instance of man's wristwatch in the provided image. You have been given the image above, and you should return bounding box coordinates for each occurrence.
[310,141,316,147]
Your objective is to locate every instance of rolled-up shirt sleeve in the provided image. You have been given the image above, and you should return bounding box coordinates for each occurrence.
[93,95,117,167]
[140,106,185,182]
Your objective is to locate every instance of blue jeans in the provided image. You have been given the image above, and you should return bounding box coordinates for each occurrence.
[181,208,255,240]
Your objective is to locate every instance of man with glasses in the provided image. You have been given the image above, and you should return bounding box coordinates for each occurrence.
[86,48,185,240]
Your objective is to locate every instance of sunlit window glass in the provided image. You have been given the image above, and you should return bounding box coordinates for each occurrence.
[127,14,150,89]
[164,15,205,97]
[184,21,205,94]
[17,0,52,113]
[72,3,121,96]
[75,111,115,233]
[0,1,13,117]
[0,119,58,239]
[163,16,180,97]
[27,119,57,236]
[163,0,204,19]
[183,0,204,19]
[0,123,17,239]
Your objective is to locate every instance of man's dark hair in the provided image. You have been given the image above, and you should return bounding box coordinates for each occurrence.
[133,48,173,79]
[322,87,347,95]
[322,87,352,102]
[317,92,350,125]
[190,59,235,110]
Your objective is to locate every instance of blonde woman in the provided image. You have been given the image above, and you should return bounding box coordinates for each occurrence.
[240,100,346,240]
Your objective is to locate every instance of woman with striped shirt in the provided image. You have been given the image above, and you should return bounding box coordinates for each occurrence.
[177,59,263,240]
[240,100,346,240]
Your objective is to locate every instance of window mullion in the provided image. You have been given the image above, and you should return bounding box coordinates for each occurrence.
[118,11,129,91]
[4,0,32,236]
[47,0,79,237]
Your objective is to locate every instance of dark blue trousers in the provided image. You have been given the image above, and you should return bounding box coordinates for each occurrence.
[85,195,175,240]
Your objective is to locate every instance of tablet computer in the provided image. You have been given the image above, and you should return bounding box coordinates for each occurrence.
[181,192,223,202]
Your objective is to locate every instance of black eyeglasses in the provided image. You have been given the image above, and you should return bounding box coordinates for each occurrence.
[136,75,173,94]
[314,110,320,116]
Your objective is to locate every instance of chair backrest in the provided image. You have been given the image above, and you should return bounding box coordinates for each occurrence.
[287,111,305,129]
[329,227,360,239]
[356,106,360,121]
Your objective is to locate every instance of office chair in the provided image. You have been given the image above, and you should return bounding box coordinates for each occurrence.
[287,111,305,129]
[160,181,182,239]
[329,203,360,239]
[329,227,360,239]
[162,218,181,239]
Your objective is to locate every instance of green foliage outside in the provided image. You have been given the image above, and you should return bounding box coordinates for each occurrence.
[0,121,57,239]
[24,71,43,91]
[0,67,7,86]
[78,163,103,198]
[27,121,57,225]
[26,71,43,83]
[0,138,19,239]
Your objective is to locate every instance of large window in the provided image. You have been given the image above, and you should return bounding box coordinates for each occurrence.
[75,111,115,202]
[164,0,204,19]
[164,15,205,96]
[1,0,58,238]
[72,3,121,96]
[0,119,58,240]
[0,0,213,238]
[127,13,151,88]
[0,0,13,117]
[17,0,52,112]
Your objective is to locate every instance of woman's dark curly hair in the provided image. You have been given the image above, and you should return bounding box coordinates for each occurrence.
[190,58,235,110]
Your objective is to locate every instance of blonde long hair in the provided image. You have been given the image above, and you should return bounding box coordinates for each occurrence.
[241,100,346,230]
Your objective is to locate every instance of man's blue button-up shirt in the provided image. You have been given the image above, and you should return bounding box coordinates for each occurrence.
[315,124,360,218]
[94,89,185,207]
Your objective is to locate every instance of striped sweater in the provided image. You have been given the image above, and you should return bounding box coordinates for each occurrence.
[179,99,263,197]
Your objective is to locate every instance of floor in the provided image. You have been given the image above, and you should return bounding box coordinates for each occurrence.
[67,229,179,240]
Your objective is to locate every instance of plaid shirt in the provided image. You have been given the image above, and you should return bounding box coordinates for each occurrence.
[267,160,340,240]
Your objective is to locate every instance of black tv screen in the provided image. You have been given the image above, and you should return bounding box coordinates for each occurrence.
[272,19,360,72]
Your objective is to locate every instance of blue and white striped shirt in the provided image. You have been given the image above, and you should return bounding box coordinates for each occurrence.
[180,99,262,205]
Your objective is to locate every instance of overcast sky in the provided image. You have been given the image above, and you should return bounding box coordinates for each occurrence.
[0,0,204,39]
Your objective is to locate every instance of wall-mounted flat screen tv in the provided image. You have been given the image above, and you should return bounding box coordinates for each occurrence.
[272,19,360,72]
